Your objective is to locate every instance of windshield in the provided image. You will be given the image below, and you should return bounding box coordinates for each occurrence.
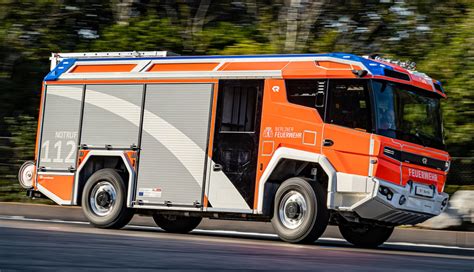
[372,80,445,150]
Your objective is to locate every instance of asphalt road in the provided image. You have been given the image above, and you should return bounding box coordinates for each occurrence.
[1,218,473,271]
[0,203,473,271]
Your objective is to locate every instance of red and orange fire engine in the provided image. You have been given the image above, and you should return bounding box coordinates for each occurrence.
[18,51,450,247]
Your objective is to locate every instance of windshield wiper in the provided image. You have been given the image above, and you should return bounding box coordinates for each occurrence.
[415,130,445,148]
[381,128,426,146]
[414,130,427,147]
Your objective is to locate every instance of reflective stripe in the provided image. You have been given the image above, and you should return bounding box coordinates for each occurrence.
[368,135,375,177]
[52,89,249,210]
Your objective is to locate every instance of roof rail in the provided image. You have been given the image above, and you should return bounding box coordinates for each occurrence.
[49,51,175,71]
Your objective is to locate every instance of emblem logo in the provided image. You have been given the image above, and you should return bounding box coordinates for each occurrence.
[263,127,273,138]
[422,158,428,165]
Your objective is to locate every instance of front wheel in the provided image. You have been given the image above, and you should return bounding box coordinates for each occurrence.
[153,214,202,233]
[271,177,329,244]
[338,223,394,248]
[81,168,134,229]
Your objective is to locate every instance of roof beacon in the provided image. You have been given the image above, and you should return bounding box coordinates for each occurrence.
[365,54,417,71]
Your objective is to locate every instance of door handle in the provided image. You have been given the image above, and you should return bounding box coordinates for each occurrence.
[213,164,223,172]
[323,139,334,147]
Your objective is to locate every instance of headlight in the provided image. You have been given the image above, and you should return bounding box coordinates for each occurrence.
[18,161,36,189]
[444,160,450,172]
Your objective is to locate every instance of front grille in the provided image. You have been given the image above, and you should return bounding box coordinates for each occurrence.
[383,147,447,171]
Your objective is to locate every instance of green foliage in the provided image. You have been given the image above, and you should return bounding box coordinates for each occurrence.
[417,6,474,156]
[0,115,39,202]
[203,23,276,55]
[4,115,37,161]
[89,16,183,52]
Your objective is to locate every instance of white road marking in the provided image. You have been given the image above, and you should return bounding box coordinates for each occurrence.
[192,228,278,239]
[0,215,88,225]
[1,215,473,251]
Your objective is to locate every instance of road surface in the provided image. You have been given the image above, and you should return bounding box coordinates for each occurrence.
[0,203,473,271]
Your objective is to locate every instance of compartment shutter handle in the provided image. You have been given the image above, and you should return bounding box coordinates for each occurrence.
[213,164,223,172]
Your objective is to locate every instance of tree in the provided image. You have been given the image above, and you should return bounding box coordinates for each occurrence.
[417,4,474,156]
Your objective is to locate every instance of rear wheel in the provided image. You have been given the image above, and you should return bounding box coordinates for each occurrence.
[81,168,134,229]
[338,223,394,248]
[153,214,202,233]
[271,177,329,243]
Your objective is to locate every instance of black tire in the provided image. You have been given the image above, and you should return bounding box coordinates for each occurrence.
[338,223,394,248]
[271,177,329,243]
[81,168,134,229]
[152,214,202,233]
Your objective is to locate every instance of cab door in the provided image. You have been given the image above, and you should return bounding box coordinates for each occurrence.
[322,79,373,181]
[207,80,264,211]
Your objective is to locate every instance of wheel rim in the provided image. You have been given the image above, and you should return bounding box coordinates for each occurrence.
[278,190,308,229]
[89,181,117,217]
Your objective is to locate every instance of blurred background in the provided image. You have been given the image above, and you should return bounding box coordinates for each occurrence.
[0,0,472,202]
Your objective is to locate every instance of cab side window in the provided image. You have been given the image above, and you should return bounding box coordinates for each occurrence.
[325,80,372,131]
[285,79,327,118]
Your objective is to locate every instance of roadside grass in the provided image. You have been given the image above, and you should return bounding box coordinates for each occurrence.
[0,178,52,204]
[444,185,474,195]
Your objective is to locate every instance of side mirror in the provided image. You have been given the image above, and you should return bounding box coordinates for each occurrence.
[352,69,368,78]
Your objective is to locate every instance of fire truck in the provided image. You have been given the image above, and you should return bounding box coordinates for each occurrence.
[18,51,450,247]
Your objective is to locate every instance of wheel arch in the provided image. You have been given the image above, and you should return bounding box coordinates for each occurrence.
[74,150,135,206]
[257,147,337,215]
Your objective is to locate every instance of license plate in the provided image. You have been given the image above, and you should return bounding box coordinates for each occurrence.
[415,186,434,198]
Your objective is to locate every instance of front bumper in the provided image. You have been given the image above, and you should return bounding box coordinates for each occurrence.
[348,178,449,225]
